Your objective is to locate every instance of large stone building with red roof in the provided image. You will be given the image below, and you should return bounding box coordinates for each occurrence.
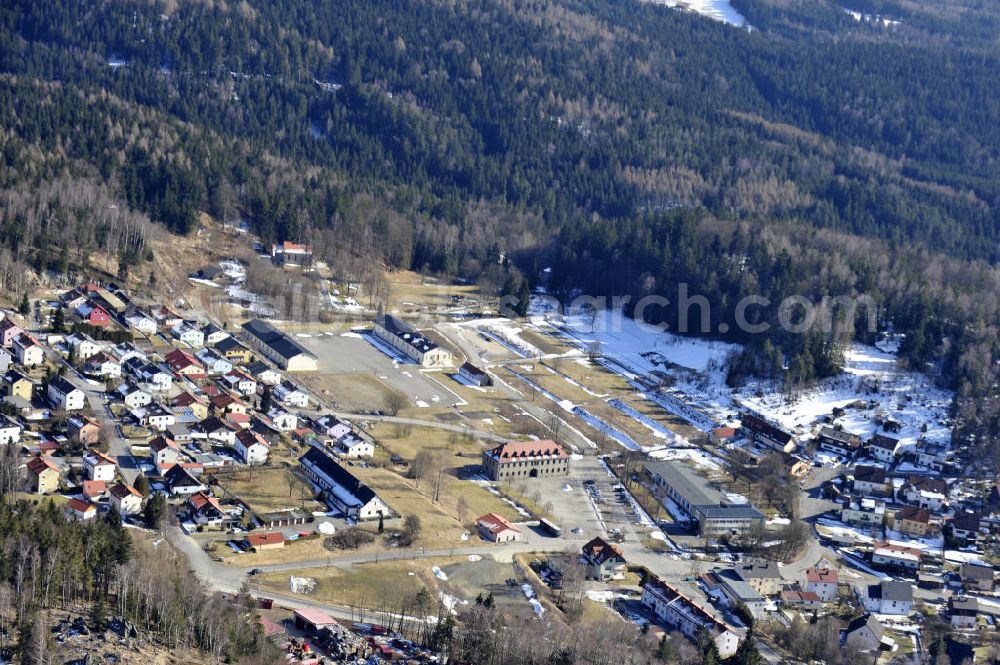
[481,439,570,481]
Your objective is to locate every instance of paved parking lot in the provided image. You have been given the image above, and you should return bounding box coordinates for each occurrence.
[295,331,464,408]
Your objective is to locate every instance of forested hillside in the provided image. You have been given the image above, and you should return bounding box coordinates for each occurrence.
[1,0,998,462]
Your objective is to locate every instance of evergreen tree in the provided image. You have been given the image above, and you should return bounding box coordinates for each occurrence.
[133,474,151,497]
[18,293,30,317]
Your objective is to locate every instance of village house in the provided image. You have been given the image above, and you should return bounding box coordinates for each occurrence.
[476,513,523,543]
[247,531,286,551]
[458,362,492,387]
[867,434,901,463]
[84,351,121,378]
[709,427,737,445]
[641,576,742,659]
[271,240,313,266]
[862,580,913,615]
[173,392,209,420]
[372,314,453,368]
[246,360,281,385]
[163,464,207,496]
[950,512,983,544]
[714,571,768,619]
[581,537,627,581]
[899,475,948,511]
[949,597,980,629]
[4,370,34,401]
[804,567,839,602]
[266,406,298,432]
[201,323,230,346]
[241,319,318,372]
[171,323,205,348]
[137,363,173,392]
[165,348,205,378]
[186,491,228,529]
[81,479,107,502]
[915,442,950,471]
[149,305,183,330]
[732,560,783,596]
[299,446,390,520]
[0,318,25,347]
[815,426,862,458]
[337,434,374,458]
[739,412,796,453]
[844,614,889,654]
[84,450,116,482]
[235,429,270,465]
[125,311,157,335]
[211,393,250,417]
[894,505,931,537]
[12,333,44,367]
[195,347,232,375]
[111,342,146,364]
[959,562,995,593]
[74,301,110,328]
[872,541,922,572]
[0,347,10,373]
[841,497,886,529]
[274,381,310,408]
[47,376,85,411]
[110,483,143,516]
[853,465,889,496]
[482,439,570,481]
[221,369,257,396]
[132,402,176,431]
[779,589,822,609]
[27,456,60,494]
[150,435,182,466]
[65,497,97,521]
[65,332,103,361]
[214,336,254,364]
[0,414,22,445]
[118,383,152,409]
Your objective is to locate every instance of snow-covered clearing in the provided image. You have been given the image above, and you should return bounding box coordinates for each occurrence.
[645,0,747,27]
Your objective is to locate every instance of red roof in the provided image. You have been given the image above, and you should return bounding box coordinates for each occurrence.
[166,348,203,371]
[110,483,142,499]
[67,498,95,514]
[805,567,838,584]
[236,428,267,447]
[712,427,737,439]
[27,456,58,475]
[150,435,179,452]
[173,391,207,408]
[82,480,107,498]
[247,531,286,547]
[188,491,224,514]
[582,536,625,565]
[487,439,567,461]
[476,513,521,535]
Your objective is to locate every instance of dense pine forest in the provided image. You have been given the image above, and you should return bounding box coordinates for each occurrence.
[1,0,998,463]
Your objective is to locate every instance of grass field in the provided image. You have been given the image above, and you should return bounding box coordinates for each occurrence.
[312,373,401,413]
[216,467,323,514]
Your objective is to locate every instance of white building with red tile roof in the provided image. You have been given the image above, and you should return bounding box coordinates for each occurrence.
[481,439,569,481]
[476,513,522,543]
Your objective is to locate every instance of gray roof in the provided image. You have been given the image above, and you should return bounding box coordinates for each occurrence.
[375,314,439,353]
[645,460,719,506]
[872,581,913,603]
[241,319,316,361]
[846,613,884,640]
[735,560,782,581]
[699,503,766,520]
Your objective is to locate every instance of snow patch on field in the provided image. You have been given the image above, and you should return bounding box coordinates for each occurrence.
[289,577,316,594]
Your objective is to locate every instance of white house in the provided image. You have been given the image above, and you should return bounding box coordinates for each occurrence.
[235,429,269,465]
[338,435,374,458]
[125,312,157,335]
[201,324,230,346]
[872,541,922,571]
[65,498,97,521]
[195,348,233,375]
[133,403,176,432]
[0,414,22,445]
[83,450,117,482]
[899,476,948,511]
[246,361,281,385]
[47,376,86,411]
[171,323,205,348]
[118,383,152,409]
[84,352,121,378]
[65,332,102,361]
[109,483,143,516]
[804,567,838,602]
[274,381,309,408]
[149,435,182,466]
[222,370,257,396]
[862,581,913,615]
[112,342,146,364]
[844,614,886,653]
[867,434,900,464]
[267,406,297,432]
[12,334,44,367]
